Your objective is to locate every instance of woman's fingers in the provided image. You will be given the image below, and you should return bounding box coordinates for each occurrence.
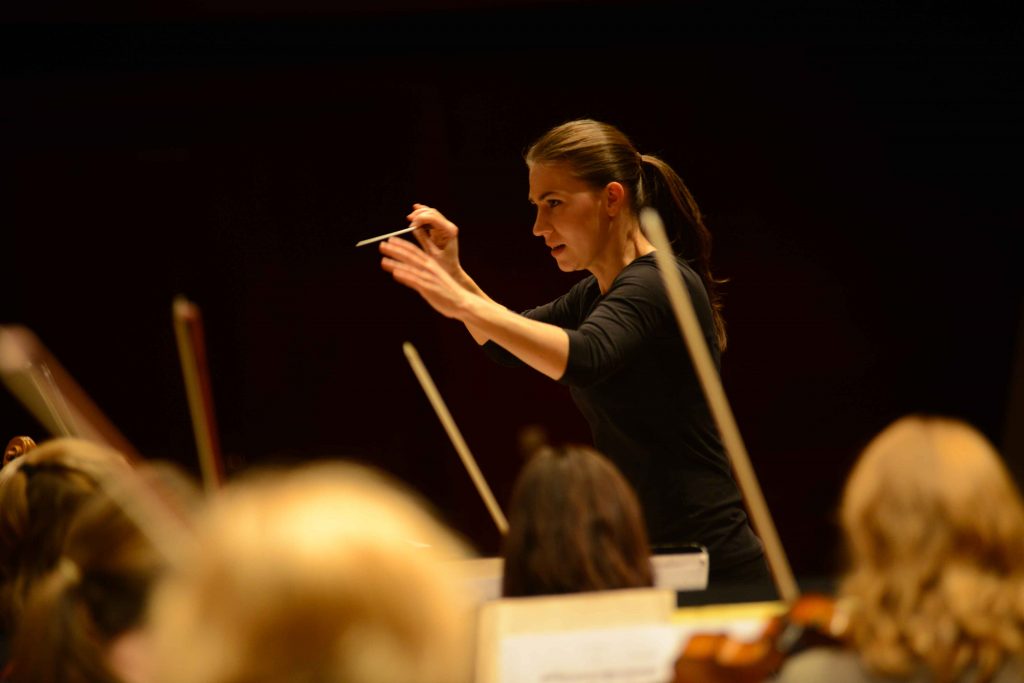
[387,262,461,319]
[382,256,426,291]
[389,262,420,288]
[380,236,432,266]
[381,215,470,319]
[407,206,456,235]
[408,203,435,221]
[380,239,445,286]
[380,238,466,318]
[411,226,435,253]
[406,206,431,228]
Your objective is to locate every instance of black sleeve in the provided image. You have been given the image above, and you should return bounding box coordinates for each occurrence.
[559,264,671,387]
[481,277,591,368]
[561,258,719,389]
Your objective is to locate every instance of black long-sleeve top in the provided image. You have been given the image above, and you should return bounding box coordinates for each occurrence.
[484,253,764,571]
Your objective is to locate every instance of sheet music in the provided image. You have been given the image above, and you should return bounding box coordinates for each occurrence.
[499,624,685,683]
[496,606,773,683]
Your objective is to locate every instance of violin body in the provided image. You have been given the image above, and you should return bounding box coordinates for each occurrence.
[673,593,849,683]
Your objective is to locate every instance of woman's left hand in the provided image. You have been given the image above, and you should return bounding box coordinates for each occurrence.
[380,236,473,320]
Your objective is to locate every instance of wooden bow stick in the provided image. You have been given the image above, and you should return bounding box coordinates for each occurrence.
[172,296,226,494]
[0,325,193,563]
[403,341,509,535]
[83,445,199,565]
[0,324,142,462]
[640,207,799,603]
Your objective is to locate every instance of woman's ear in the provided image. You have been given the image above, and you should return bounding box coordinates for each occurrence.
[604,182,626,217]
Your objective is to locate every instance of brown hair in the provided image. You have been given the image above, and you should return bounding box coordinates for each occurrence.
[0,438,130,633]
[839,415,1024,683]
[12,486,166,683]
[501,444,653,597]
[526,118,727,351]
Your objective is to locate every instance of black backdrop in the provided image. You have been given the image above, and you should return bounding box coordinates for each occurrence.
[4,1,1022,580]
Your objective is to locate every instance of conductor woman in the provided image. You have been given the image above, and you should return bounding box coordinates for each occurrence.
[379,118,769,591]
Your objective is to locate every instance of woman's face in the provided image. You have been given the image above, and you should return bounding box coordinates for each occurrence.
[528,162,612,273]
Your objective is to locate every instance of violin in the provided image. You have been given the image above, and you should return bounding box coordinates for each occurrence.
[672,592,850,683]
[4,435,37,467]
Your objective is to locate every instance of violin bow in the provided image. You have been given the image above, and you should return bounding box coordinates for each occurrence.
[402,341,509,535]
[0,325,193,563]
[641,208,800,604]
[0,325,143,463]
[82,445,199,566]
[172,296,226,494]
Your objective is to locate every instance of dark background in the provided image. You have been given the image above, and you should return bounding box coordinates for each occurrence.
[3,1,1022,582]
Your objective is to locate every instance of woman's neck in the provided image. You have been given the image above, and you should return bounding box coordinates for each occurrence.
[590,219,656,294]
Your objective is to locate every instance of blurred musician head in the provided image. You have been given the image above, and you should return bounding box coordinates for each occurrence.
[146,460,475,683]
[0,437,131,635]
[11,460,198,683]
[501,443,654,597]
[831,415,1024,681]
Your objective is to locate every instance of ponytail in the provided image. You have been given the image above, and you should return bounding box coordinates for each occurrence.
[639,154,728,351]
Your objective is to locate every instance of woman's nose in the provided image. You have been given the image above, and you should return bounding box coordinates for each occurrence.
[532,215,549,236]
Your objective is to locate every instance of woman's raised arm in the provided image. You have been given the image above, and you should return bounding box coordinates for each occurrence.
[380,235,569,380]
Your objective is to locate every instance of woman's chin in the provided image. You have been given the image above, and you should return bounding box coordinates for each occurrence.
[550,250,577,272]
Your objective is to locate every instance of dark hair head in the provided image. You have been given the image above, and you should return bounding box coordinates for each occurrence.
[526,118,727,350]
[501,443,653,597]
[0,438,130,631]
[13,493,163,683]
[10,460,199,683]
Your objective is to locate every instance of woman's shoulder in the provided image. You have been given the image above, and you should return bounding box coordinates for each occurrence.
[619,252,700,283]
[609,253,707,304]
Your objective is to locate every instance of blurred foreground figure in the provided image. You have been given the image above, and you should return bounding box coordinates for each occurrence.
[0,438,131,672]
[12,460,199,683]
[773,415,1024,683]
[146,461,476,683]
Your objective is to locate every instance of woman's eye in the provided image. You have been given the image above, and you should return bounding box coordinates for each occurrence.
[547,199,561,208]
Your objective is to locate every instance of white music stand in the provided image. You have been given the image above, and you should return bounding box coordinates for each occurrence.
[452,547,709,604]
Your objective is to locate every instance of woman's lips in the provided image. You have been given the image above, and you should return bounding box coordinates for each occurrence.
[550,245,566,256]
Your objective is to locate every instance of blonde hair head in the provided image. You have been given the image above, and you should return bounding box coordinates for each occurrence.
[840,415,1024,682]
[148,460,475,683]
